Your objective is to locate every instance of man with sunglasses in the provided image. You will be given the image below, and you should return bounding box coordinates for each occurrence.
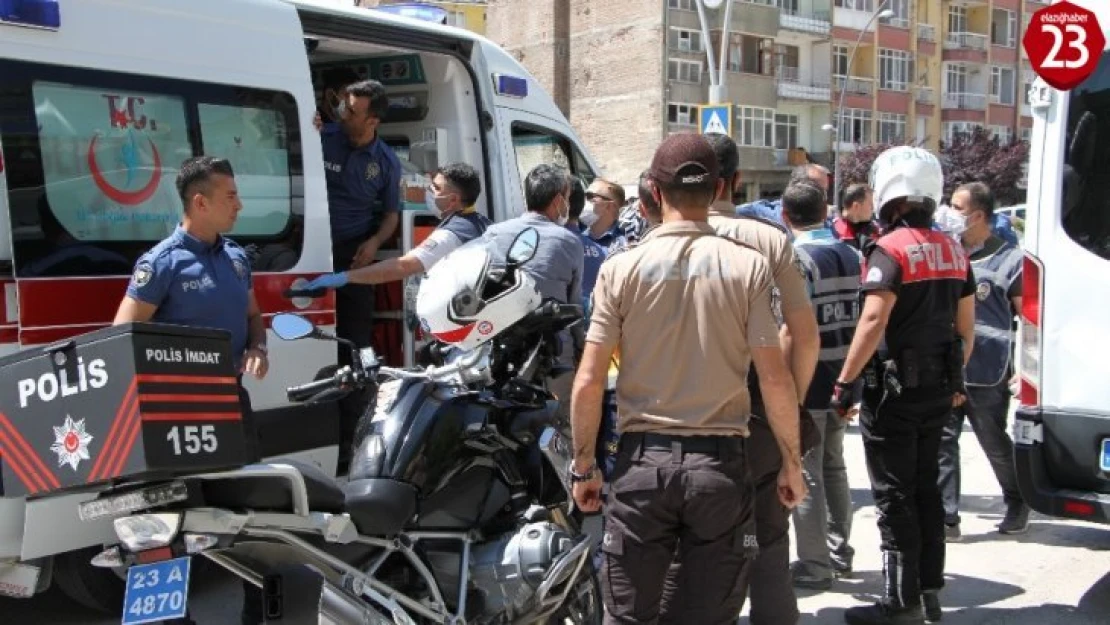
[581,178,629,255]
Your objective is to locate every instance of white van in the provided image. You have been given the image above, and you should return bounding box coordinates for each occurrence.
[1013,0,1110,525]
[0,0,599,609]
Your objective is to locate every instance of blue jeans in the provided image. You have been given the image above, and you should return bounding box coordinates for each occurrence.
[592,390,619,571]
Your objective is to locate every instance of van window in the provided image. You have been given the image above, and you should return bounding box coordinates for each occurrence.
[1062,49,1110,260]
[511,124,596,188]
[0,60,303,278]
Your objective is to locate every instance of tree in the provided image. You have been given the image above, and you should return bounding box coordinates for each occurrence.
[835,127,1030,206]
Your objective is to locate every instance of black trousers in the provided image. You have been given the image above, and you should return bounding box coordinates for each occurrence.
[733,416,798,625]
[332,236,376,461]
[860,385,952,608]
[938,381,1023,525]
[602,433,756,625]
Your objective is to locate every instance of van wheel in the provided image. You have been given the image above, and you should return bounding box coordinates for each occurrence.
[52,547,124,615]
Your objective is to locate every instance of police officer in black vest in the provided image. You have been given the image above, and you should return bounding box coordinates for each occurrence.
[831,147,976,625]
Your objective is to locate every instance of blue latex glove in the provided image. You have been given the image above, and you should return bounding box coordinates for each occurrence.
[304,272,349,290]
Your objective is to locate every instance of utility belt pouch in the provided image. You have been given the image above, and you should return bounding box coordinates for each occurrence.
[863,358,881,390]
[882,360,903,397]
[897,347,921,389]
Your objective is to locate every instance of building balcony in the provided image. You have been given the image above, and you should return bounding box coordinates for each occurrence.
[779,10,831,37]
[776,66,832,101]
[774,148,834,168]
[917,23,936,42]
[942,92,988,110]
[915,86,935,104]
[834,75,874,96]
[944,32,989,52]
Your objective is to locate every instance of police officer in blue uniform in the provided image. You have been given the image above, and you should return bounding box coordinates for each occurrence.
[780,180,862,590]
[113,155,268,625]
[832,147,976,625]
[937,182,1029,539]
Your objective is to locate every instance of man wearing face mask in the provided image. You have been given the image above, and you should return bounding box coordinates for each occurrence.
[935,182,1029,542]
[481,163,584,424]
[581,178,629,254]
[302,163,490,290]
[831,183,880,251]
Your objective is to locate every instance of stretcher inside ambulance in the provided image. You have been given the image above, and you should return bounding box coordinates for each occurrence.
[0,0,598,608]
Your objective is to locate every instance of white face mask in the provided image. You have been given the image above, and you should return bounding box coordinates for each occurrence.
[579,206,600,228]
[425,188,444,219]
[555,197,569,226]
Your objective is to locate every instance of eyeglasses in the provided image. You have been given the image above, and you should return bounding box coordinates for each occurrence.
[585,192,615,203]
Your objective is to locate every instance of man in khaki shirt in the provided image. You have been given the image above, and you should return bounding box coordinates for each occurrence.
[568,133,806,625]
[697,133,821,625]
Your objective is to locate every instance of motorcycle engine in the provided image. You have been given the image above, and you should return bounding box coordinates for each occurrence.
[467,520,576,620]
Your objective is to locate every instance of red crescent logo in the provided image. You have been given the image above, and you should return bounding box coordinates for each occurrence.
[87,134,163,206]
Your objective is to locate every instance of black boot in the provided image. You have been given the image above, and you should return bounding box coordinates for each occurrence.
[844,551,925,625]
[922,590,942,622]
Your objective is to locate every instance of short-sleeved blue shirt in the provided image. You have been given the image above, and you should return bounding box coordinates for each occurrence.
[321,128,402,242]
[126,226,253,367]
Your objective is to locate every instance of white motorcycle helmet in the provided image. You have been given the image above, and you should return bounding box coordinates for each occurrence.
[868,146,944,225]
[415,231,543,352]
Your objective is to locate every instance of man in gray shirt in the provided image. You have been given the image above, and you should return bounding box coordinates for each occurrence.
[479,163,584,423]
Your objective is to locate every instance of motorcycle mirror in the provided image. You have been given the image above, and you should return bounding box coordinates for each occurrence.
[272,313,316,341]
[358,346,380,369]
[506,227,539,267]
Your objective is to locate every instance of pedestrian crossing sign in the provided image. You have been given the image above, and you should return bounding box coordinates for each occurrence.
[698,104,732,136]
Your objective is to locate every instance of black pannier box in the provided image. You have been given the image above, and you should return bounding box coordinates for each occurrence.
[0,322,247,498]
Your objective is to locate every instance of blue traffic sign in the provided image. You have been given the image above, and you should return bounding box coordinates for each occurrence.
[121,557,191,624]
[698,104,732,136]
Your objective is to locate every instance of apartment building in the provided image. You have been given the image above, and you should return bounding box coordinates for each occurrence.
[486,0,1036,197]
[832,0,1039,157]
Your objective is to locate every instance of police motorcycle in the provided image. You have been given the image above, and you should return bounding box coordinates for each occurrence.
[79,228,600,624]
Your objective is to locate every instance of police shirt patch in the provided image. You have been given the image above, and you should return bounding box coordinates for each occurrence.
[233,258,248,280]
[366,162,381,181]
[132,262,154,287]
[976,281,991,301]
[866,266,883,283]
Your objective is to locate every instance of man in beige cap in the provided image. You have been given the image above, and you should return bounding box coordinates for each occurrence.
[568,132,806,625]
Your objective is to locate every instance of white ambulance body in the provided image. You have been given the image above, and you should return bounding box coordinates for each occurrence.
[0,0,599,606]
[1013,0,1110,525]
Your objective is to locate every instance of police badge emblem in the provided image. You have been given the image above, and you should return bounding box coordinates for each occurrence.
[233,258,248,280]
[132,262,153,287]
[976,281,991,301]
[366,162,381,180]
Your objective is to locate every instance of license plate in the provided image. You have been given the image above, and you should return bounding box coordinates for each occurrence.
[121,557,190,625]
[1100,439,1110,473]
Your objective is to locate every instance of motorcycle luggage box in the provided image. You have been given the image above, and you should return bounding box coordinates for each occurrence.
[0,322,247,498]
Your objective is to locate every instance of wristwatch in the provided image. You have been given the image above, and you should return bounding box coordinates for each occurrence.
[568,461,597,483]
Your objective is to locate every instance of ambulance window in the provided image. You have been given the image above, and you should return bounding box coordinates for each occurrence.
[197,103,292,237]
[1062,49,1110,260]
[511,125,570,182]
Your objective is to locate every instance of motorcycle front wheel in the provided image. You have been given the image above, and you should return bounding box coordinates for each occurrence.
[545,569,602,625]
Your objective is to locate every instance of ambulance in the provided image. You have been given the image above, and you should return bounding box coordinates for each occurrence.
[0,0,599,610]
[1013,0,1110,525]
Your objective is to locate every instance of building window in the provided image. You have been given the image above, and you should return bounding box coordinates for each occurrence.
[775,44,801,81]
[833,44,850,77]
[1021,127,1032,142]
[990,125,1013,144]
[737,106,775,148]
[667,102,698,126]
[668,59,703,83]
[668,27,704,53]
[948,5,967,34]
[722,33,772,75]
[943,121,979,143]
[885,0,910,28]
[840,108,872,144]
[945,63,968,94]
[991,66,1016,105]
[835,0,874,11]
[878,113,907,143]
[991,8,1017,47]
[774,113,799,149]
[879,49,912,91]
[667,0,697,10]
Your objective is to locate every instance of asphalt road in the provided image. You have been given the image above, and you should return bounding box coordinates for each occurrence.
[3,418,1109,624]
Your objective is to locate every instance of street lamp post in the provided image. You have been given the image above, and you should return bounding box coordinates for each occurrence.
[831,0,894,205]
[694,0,734,105]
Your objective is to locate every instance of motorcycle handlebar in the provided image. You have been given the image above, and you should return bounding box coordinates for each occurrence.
[287,377,337,402]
